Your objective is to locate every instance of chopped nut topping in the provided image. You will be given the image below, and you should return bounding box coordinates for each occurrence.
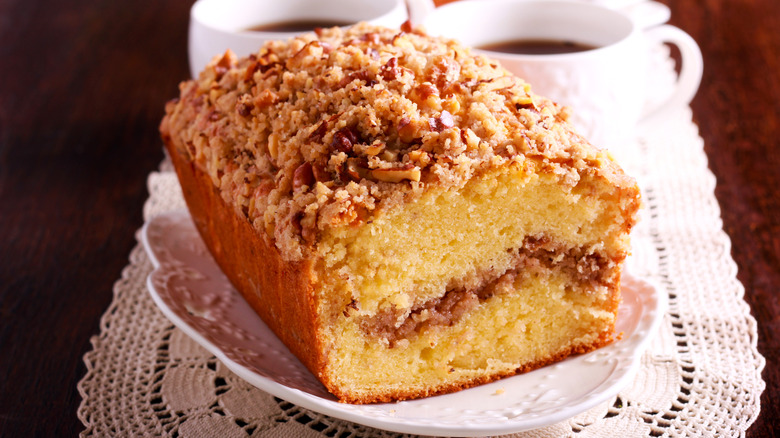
[478,76,515,92]
[311,161,330,182]
[236,95,253,117]
[309,121,329,141]
[371,165,421,183]
[254,89,278,108]
[340,70,377,88]
[429,110,454,132]
[361,32,381,45]
[345,157,370,181]
[380,57,401,81]
[293,162,315,190]
[267,133,279,162]
[161,23,626,261]
[359,141,385,156]
[408,150,431,167]
[397,117,417,143]
[332,127,358,153]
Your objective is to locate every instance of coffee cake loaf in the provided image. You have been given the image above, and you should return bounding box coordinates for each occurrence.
[159,23,641,403]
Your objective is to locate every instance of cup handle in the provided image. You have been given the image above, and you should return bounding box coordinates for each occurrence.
[406,0,436,26]
[641,24,704,120]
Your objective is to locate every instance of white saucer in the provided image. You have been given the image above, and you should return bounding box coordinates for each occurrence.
[141,210,666,437]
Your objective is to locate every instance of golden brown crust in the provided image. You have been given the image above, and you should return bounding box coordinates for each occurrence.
[163,136,329,382]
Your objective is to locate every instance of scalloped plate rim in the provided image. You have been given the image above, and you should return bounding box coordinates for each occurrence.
[141,210,667,437]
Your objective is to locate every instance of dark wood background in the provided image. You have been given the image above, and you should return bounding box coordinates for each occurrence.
[0,0,777,436]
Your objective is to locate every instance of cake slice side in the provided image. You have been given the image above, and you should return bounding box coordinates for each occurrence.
[314,156,640,403]
[162,137,331,383]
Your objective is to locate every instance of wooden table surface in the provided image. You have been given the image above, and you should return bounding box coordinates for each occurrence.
[0,0,777,436]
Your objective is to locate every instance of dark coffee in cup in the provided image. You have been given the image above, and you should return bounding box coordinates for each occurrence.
[478,39,597,55]
[246,19,353,32]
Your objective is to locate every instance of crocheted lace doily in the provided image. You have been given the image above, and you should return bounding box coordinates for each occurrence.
[78,41,766,435]
[76,102,765,437]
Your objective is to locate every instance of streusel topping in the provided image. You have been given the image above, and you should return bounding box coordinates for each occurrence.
[161,23,614,261]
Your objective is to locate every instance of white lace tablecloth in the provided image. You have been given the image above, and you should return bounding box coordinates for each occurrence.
[76,103,766,437]
[77,50,767,434]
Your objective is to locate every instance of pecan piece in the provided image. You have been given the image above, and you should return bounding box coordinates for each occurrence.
[267,133,279,162]
[309,121,328,141]
[477,76,515,92]
[213,52,232,80]
[288,41,325,67]
[331,127,358,153]
[236,95,254,117]
[413,83,438,100]
[236,103,252,117]
[312,161,330,182]
[360,141,385,156]
[361,32,381,45]
[429,110,455,132]
[293,162,315,191]
[397,117,416,143]
[319,41,333,54]
[514,95,537,111]
[254,89,278,109]
[345,157,370,181]
[243,60,259,82]
[380,57,401,81]
[408,150,431,167]
[425,55,459,94]
[371,165,421,183]
[340,70,377,87]
[257,51,280,73]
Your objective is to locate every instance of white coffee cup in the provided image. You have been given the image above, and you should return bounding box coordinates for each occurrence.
[188,0,408,78]
[419,0,703,150]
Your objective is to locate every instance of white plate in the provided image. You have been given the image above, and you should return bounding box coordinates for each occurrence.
[141,210,666,437]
